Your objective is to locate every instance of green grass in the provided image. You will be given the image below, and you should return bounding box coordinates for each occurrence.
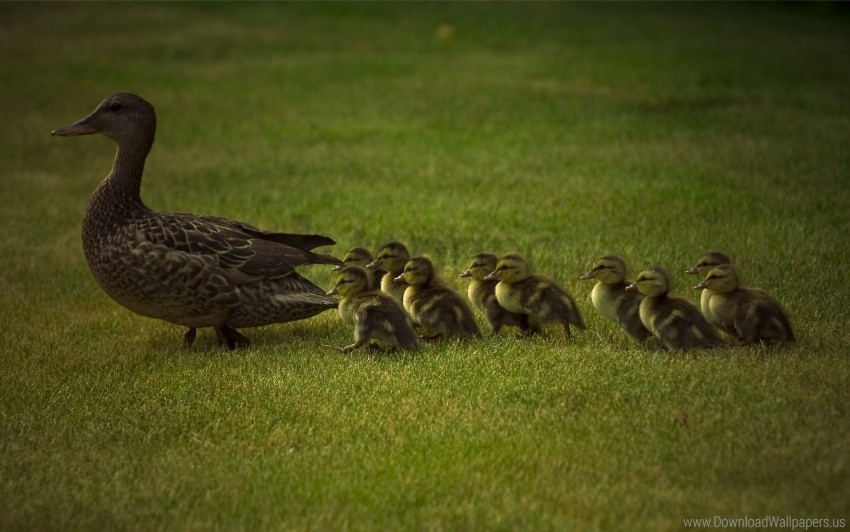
[2,2,849,530]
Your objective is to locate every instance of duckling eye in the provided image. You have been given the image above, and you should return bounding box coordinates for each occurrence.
[109,102,122,112]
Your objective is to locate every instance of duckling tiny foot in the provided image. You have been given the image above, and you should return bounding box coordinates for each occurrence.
[182,327,197,347]
[215,326,250,350]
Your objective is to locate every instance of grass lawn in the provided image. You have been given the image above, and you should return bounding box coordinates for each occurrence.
[1,2,849,530]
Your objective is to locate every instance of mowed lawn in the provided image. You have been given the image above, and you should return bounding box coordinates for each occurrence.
[1,2,849,530]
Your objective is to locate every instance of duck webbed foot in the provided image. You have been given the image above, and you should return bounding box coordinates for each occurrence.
[215,326,251,349]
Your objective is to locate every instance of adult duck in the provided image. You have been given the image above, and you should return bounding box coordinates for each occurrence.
[52,93,342,348]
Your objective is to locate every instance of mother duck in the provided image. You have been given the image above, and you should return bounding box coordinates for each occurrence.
[52,93,342,348]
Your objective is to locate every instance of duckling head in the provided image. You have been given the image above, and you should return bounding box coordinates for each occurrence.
[333,246,375,272]
[396,256,436,287]
[327,266,370,298]
[367,241,410,275]
[459,253,498,281]
[626,267,671,297]
[483,253,531,283]
[686,251,732,277]
[52,93,156,148]
[580,255,627,284]
[694,264,740,294]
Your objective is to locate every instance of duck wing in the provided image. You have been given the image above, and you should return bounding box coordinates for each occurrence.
[133,211,342,284]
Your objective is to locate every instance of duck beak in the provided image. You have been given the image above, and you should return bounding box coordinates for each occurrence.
[365,259,381,270]
[51,116,98,137]
[393,273,405,283]
[693,280,708,290]
[483,270,498,282]
[579,270,595,280]
[326,287,339,296]
[331,264,345,272]
[685,266,698,275]
[625,281,638,292]
[458,269,471,278]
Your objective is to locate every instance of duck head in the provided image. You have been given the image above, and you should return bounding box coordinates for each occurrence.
[327,266,370,297]
[694,264,740,294]
[367,241,410,275]
[459,253,498,281]
[396,256,435,287]
[484,253,531,283]
[626,267,671,297]
[581,255,627,284]
[52,93,156,148]
[333,246,375,272]
[686,251,732,278]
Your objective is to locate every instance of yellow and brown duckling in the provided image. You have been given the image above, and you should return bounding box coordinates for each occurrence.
[396,256,482,340]
[685,251,732,323]
[51,93,341,349]
[626,267,724,351]
[484,253,585,341]
[459,253,532,336]
[326,266,418,353]
[367,241,411,304]
[333,246,383,290]
[580,255,650,342]
[694,264,795,345]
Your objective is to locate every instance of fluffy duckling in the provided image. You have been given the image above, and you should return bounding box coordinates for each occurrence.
[459,253,531,336]
[580,255,650,342]
[326,266,418,353]
[484,253,585,341]
[334,246,383,290]
[694,264,795,344]
[685,251,732,323]
[367,241,411,304]
[396,256,482,340]
[626,267,724,351]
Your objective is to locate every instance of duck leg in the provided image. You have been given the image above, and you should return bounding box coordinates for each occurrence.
[182,327,197,347]
[215,326,251,349]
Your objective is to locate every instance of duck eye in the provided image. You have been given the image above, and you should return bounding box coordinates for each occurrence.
[109,102,122,112]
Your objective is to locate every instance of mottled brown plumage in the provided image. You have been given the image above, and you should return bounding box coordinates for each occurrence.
[627,267,724,351]
[52,93,341,348]
[581,255,649,342]
[327,266,418,353]
[459,253,531,336]
[694,264,795,345]
[398,256,481,340]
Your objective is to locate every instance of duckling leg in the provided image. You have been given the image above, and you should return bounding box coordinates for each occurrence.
[215,326,251,349]
[182,327,197,347]
[562,322,572,341]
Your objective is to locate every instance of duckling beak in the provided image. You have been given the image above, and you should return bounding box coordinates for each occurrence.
[326,287,339,296]
[51,116,98,137]
[331,264,344,272]
[625,281,638,292]
[693,280,708,290]
[579,270,595,280]
[365,259,381,270]
[393,273,405,283]
[458,269,472,278]
[685,266,698,275]
[483,270,498,282]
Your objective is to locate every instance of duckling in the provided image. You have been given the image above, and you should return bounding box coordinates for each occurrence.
[626,267,724,351]
[580,255,650,342]
[694,264,795,345]
[484,253,585,341]
[326,266,418,353]
[396,256,482,340]
[459,253,531,336]
[367,241,410,304]
[685,251,732,323]
[333,246,383,290]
